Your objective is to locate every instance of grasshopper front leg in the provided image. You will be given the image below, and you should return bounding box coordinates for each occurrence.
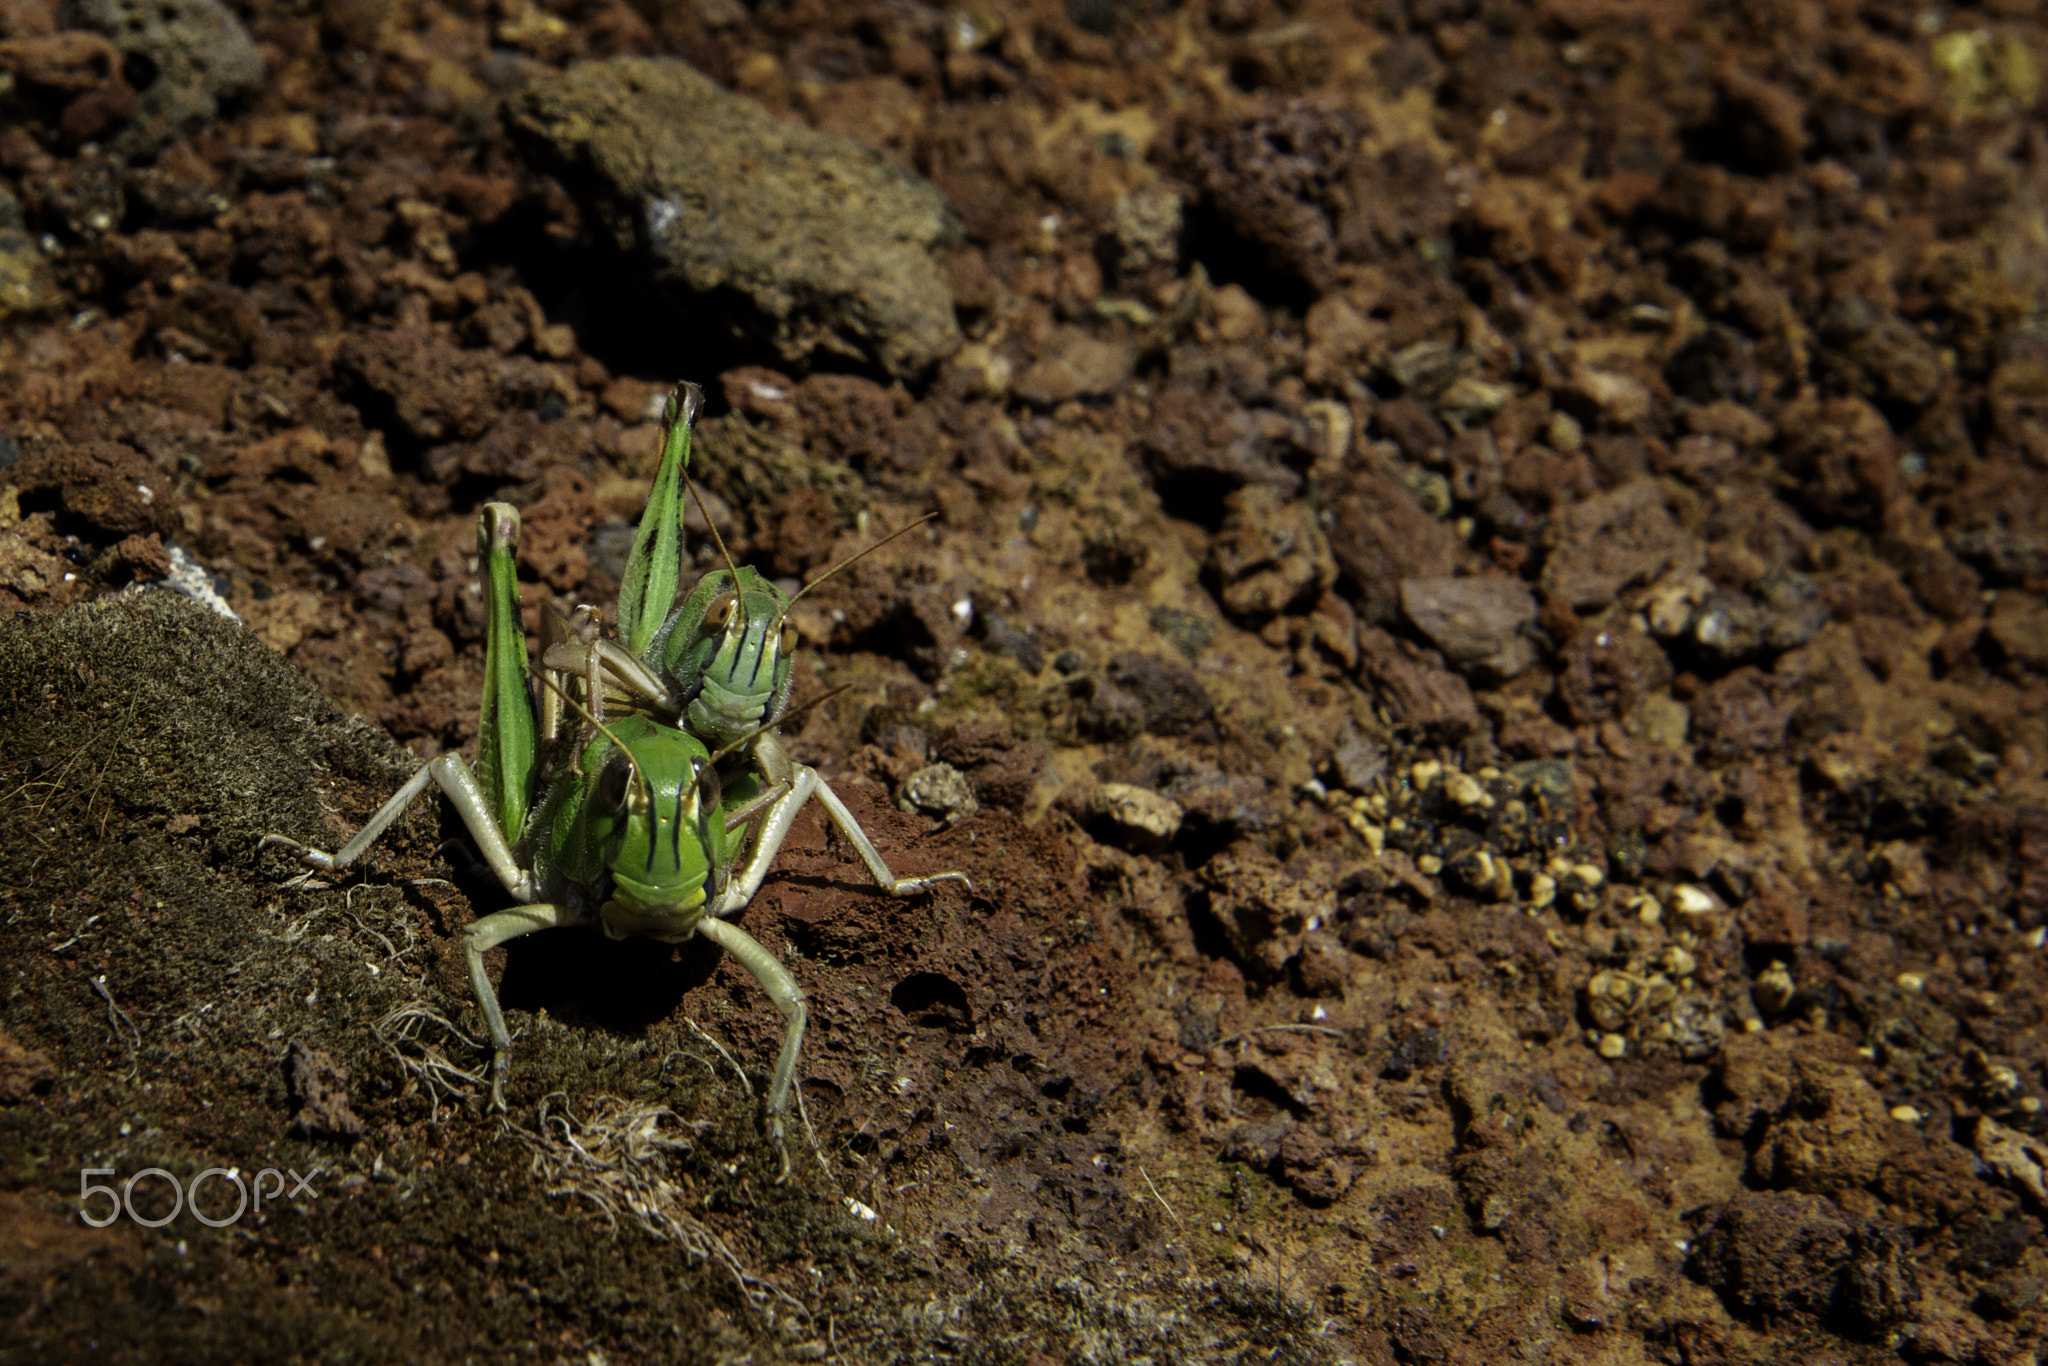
[466,902,589,1108]
[713,763,973,917]
[702,762,966,1172]
[695,916,806,1178]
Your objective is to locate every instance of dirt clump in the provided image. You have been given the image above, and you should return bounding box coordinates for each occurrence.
[1688,1189,1920,1337]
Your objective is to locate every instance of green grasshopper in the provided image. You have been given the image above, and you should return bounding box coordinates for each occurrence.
[548,403,933,858]
[264,384,968,1169]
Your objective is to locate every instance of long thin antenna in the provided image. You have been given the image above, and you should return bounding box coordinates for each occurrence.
[674,676,861,855]
[702,683,854,771]
[680,464,743,586]
[642,686,850,814]
[770,512,938,630]
[530,665,656,813]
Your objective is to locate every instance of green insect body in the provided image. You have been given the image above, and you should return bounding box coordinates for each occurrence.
[533,714,727,929]
[264,381,968,1174]
[652,565,799,753]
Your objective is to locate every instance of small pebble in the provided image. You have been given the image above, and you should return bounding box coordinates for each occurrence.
[1092,783,1184,842]
[1753,961,1795,1014]
[1671,885,1716,916]
[1344,812,1386,855]
[897,763,978,826]
[1890,1105,1923,1123]
[1443,772,1486,808]
[1597,1033,1627,1059]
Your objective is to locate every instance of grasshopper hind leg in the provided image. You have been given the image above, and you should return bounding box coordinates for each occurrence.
[261,752,539,904]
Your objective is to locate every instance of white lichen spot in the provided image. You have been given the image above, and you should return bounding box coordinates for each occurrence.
[646,197,682,238]
[156,545,239,621]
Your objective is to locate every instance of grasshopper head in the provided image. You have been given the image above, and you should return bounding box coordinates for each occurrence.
[665,567,797,748]
[566,715,728,941]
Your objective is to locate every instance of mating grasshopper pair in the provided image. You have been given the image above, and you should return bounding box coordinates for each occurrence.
[264,383,968,1170]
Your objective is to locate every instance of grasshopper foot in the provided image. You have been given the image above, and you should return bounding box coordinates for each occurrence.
[259,832,340,873]
[887,870,972,897]
[489,1050,511,1112]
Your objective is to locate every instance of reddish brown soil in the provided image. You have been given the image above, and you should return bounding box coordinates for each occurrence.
[5,0,2048,1362]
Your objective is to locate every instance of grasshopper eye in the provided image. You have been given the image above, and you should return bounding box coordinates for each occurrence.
[595,752,633,812]
[703,594,738,633]
[777,623,799,657]
[690,757,721,818]
[692,758,726,892]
